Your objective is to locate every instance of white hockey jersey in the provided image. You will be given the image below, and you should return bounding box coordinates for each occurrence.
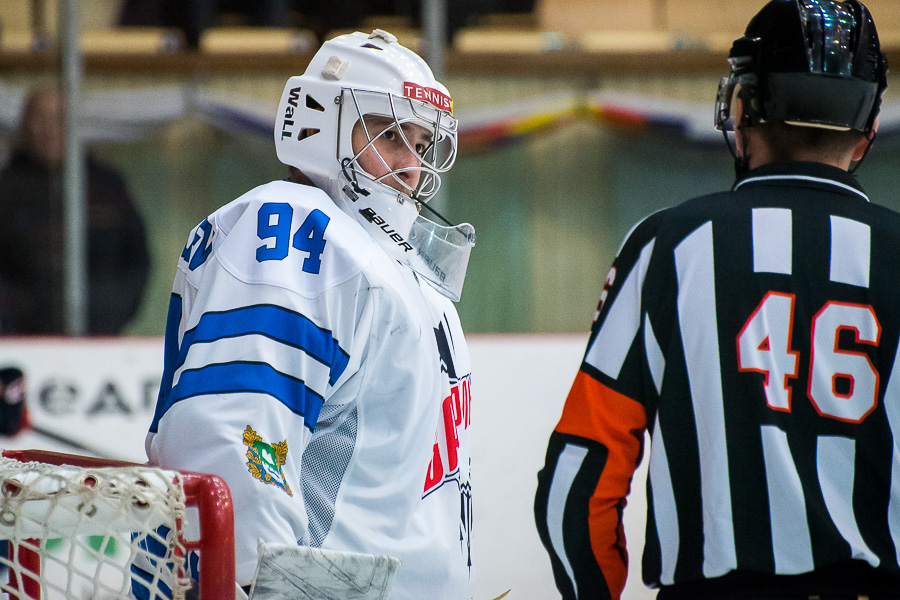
[145,180,474,599]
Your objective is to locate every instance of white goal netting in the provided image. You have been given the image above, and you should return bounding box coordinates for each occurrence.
[0,455,192,600]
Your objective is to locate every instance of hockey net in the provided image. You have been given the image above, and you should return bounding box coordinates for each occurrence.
[0,449,235,600]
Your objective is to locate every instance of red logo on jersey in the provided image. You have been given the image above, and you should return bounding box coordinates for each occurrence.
[403,81,453,114]
[424,375,471,494]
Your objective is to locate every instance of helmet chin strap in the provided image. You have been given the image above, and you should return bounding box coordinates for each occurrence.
[849,129,877,174]
[340,158,370,201]
[418,199,454,227]
[343,154,458,228]
[733,154,751,178]
[722,122,877,177]
[723,127,751,178]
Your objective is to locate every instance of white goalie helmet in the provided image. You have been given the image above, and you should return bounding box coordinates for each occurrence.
[274,29,475,301]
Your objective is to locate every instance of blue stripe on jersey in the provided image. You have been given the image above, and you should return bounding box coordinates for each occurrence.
[150,294,185,433]
[177,305,350,386]
[169,361,324,431]
[150,302,346,433]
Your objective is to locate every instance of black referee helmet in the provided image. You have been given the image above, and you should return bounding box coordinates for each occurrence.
[715,0,888,135]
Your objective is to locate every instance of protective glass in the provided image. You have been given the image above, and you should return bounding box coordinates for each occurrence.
[342,88,458,203]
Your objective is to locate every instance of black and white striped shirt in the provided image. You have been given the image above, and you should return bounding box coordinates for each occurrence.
[535,161,900,598]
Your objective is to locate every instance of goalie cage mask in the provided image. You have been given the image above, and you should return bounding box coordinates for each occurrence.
[274,29,475,301]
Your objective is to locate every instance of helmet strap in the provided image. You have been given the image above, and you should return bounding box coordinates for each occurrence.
[723,126,751,178]
[419,199,455,227]
[340,157,370,200]
[849,129,877,174]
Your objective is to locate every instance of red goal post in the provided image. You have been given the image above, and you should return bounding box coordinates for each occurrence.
[0,449,236,600]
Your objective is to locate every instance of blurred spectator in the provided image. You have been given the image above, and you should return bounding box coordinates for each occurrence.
[0,367,27,436]
[0,86,150,335]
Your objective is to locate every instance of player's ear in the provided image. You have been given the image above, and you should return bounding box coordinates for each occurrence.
[734,128,745,158]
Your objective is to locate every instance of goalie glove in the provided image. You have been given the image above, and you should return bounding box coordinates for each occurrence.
[247,542,400,600]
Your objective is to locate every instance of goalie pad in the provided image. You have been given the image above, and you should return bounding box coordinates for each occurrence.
[247,542,400,600]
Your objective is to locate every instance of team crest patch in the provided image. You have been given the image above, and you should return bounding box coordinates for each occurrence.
[243,425,293,496]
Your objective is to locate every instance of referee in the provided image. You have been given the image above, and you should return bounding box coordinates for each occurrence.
[534,1,900,598]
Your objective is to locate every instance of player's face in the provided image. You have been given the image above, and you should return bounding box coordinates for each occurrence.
[351,115,432,194]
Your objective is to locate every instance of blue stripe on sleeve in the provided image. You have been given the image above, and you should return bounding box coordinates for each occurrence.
[177,305,350,385]
[168,362,324,431]
[150,303,347,433]
[150,294,184,433]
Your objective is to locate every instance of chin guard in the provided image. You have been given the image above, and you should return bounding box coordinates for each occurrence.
[407,217,476,302]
